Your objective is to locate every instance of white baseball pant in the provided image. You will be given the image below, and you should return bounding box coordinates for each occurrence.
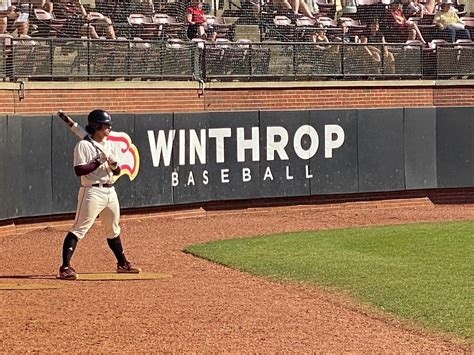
[69,186,121,240]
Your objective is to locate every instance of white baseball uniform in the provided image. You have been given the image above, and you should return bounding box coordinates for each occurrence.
[69,137,120,240]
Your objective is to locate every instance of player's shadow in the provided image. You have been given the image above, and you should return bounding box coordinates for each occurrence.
[0,275,56,280]
[0,272,169,282]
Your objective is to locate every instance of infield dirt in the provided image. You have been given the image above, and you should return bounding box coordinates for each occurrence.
[0,201,473,352]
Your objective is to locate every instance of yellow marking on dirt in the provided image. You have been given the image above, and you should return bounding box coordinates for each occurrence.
[76,272,170,281]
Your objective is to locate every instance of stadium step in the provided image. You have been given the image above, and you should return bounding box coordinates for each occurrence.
[234,24,261,42]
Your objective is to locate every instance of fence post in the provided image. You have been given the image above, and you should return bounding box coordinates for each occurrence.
[380,44,384,76]
[49,39,54,80]
[0,42,5,80]
[192,42,202,81]
[421,44,425,79]
[159,41,164,80]
[201,44,207,81]
[127,40,131,78]
[293,43,297,78]
[341,42,345,78]
[248,44,253,79]
[87,38,91,80]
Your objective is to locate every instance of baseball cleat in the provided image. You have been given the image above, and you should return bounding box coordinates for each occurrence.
[116,261,141,274]
[57,266,78,280]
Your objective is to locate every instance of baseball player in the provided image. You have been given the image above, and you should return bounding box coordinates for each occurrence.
[58,109,140,280]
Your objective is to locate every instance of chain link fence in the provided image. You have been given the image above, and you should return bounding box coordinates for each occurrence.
[1,0,473,81]
[2,37,472,81]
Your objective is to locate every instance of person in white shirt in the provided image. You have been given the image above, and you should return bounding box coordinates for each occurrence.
[58,109,141,280]
[0,0,17,35]
[434,0,471,42]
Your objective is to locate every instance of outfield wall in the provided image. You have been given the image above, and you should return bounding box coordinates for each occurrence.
[0,107,472,221]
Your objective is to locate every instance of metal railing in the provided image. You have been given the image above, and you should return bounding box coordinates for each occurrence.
[1,38,473,82]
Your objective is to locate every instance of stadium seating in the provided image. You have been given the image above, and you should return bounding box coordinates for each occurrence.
[314,0,336,18]
[205,15,235,40]
[462,17,474,38]
[0,0,472,81]
[152,13,185,40]
[128,13,157,40]
[32,8,67,37]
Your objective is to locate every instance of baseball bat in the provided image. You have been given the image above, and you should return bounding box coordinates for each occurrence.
[57,110,88,140]
[57,110,117,166]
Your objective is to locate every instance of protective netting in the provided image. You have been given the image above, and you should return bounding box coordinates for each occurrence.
[0,0,473,81]
[7,38,471,80]
[437,42,474,77]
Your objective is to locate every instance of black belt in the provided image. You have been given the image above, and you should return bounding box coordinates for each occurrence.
[91,183,114,188]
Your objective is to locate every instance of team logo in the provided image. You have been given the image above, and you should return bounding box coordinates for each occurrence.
[108,131,140,181]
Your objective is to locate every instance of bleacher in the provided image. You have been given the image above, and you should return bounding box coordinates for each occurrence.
[0,0,473,81]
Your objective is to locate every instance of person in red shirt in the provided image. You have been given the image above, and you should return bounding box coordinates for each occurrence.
[388,0,426,43]
[186,1,208,39]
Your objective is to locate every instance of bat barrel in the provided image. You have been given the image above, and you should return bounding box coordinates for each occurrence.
[57,110,75,127]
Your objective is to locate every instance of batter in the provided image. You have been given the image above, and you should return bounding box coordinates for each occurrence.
[58,109,140,280]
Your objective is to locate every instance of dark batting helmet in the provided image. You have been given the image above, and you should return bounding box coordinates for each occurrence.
[86,109,112,134]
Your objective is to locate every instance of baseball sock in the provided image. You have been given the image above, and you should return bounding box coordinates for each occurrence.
[62,232,78,268]
[107,235,127,265]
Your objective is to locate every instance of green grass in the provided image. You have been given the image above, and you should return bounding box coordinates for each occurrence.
[185,220,474,340]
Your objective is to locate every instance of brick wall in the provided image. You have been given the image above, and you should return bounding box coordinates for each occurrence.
[432,86,474,107]
[0,82,473,115]
[203,87,435,110]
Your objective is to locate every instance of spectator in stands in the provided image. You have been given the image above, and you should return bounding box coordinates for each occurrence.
[0,1,18,34]
[0,15,6,34]
[423,0,458,13]
[333,0,343,20]
[403,0,429,17]
[276,0,294,12]
[0,0,13,14]
[386,0,427,43]
[433,0,471,42]
[242,0,262,19]
[0,15,7,35]
[0,17,12,47]
[339,21,360,43]
[361,20,396,73]
[77,0,116,39]
[424,0,437,13]
[433,0,459,12]
[308,0,319,17]
[12,18,38,45]
[312,25,340,53]
[292,0,316,18]
[311,25,339,73]
[274,0,316,19]
[0,7,13,75]
[30,0,54,14]
[186,1,208,39]
[312,25,330,47]
[14,19,30,37]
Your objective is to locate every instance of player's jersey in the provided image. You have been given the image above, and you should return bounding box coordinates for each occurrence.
[73,137,118,186]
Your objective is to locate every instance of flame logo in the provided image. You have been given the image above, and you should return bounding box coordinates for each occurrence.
[107,131,140,182]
